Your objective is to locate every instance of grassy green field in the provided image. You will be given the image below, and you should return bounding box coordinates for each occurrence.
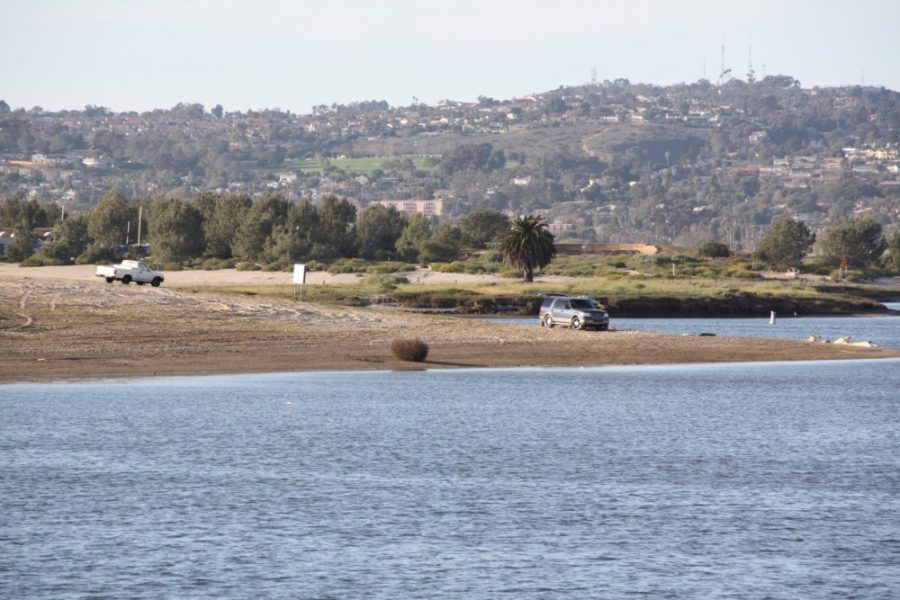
[283,155,435,175]
[186,274,886,319]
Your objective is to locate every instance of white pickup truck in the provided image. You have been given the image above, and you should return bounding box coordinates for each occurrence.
[96,260,165,286]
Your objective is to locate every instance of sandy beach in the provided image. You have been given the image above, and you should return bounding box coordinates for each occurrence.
[2,264,898,382]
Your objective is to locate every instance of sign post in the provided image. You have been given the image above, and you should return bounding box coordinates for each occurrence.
[292,263,307,298]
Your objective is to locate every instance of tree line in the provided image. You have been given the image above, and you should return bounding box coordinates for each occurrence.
[753,215,900,274]
[2,192,898,277]
[0,192,514,270]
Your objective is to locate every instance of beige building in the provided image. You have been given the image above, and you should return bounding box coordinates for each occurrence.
[378,199,444,217]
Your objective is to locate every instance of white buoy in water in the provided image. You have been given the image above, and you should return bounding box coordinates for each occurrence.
[769,310,777,324]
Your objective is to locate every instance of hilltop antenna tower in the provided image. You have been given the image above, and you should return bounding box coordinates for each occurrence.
[718,45,731,85]
[747,46,755,84]
[591,66,599,87]
[720,45,724,84]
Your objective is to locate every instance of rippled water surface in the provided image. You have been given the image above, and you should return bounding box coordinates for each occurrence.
[3,360,900,598]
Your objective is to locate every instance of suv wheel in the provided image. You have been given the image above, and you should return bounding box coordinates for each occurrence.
[571,316,583,330]
[542,314,554,328]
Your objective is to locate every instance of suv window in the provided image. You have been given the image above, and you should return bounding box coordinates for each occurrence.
[541,296,561,309]
[570,299,594,310]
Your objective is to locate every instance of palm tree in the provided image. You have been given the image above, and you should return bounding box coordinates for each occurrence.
[499,215,557,282]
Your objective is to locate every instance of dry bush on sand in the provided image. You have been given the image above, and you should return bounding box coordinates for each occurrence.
[390,338,429,362]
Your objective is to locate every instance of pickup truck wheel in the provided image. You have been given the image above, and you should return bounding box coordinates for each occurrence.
[105,277,114,283]
[121,275,132,284]
[571,316,583,330]
[542,314,554,328]
[151,277,162,287]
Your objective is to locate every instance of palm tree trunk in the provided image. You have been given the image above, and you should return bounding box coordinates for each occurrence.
[523,262,534,282]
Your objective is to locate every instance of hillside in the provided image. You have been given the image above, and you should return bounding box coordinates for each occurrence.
[2,75,899,248]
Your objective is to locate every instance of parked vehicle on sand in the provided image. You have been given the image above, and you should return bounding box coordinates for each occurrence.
[539,295,610,330]
[95,260,164,287]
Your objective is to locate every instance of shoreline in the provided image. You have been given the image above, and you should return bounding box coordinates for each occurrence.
[3,272,900,384]
[8,356,900,386]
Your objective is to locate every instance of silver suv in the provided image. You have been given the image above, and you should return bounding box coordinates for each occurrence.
[539,295,610,330]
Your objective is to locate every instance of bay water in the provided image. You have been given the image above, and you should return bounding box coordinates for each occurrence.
[3,356,900,598]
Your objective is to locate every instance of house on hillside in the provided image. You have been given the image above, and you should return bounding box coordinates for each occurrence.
[0,230,14,256]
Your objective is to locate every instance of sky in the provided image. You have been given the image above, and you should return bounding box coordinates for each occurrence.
[2,0,899,114]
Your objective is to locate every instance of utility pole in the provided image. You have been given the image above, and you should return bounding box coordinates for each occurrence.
[137,206,143,245]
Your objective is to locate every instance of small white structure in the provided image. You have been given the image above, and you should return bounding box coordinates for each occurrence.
[292,263,307,285]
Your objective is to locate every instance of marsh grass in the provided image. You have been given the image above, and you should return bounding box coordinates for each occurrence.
[185,249,870,316]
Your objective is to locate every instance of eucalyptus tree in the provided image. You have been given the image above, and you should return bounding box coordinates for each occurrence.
[317,195,357,257]
[459,208,509,248]
[888,230,900,273]
[819,216,886,269]
[148,198,204,263]
[753,218,815,270]
[356,204,405,260]
[87,190,137,248]
[232,194,291,263]
[395,214,432,263]
[40,213,90,263]
[199,193,252,259]
[420,223,463,263]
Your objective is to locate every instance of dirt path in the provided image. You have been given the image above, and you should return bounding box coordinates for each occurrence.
[2,266,898,382]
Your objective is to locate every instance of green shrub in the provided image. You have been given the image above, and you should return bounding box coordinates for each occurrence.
[390,338,429,362]
[431,262,465,273]
[365,263,396,274]
[328,258,369,274]
[722,266,761,279]
[366,273,407,292]
[76,244,116,265]
[196,257,236,270]
[697,239,731,258]
[20,253,66,267]
[151,260,184,271]
[480,249,503,263]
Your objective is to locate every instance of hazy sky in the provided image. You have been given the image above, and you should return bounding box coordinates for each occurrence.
[2,0,898,114]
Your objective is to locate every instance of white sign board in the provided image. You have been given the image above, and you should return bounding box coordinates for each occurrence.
[292,263,307,285]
